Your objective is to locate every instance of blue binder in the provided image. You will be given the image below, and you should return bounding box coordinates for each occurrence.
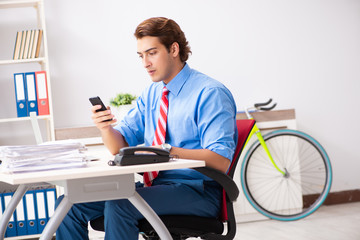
[24,190,38,235]
[14,73,28,117]
[24,72,38,115]
[34,189,47,234]
[3,192,17,237]
[0,193,6,238]
[45,188,57,221]
[15,196,28,236]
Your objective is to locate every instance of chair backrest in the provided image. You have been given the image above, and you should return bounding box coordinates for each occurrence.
[228,119,256,178]
[221,119,255,221]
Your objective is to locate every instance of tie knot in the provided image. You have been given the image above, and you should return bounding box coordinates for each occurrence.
[162,87,169,96]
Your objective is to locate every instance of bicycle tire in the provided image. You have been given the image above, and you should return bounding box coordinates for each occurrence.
[241,129,332,221]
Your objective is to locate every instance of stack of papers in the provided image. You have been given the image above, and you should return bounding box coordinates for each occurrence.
[0,141,88,173]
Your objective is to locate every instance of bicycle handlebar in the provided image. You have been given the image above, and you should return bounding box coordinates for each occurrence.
[254,98,273,108]
[258,103,277,111]
[244,98,277,119]
[254,98,277,111]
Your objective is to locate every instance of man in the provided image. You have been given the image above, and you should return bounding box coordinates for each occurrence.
[56,17,237,240]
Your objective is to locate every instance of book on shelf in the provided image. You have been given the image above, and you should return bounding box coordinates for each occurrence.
[27,30,35,59]
[13,29,43,60]
[35,29,43,58]
[13,31,22,60]
[22,30,32,59]
[30,29,39,58]
[18,31,26,60]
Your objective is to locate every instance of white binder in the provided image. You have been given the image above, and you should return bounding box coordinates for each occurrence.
[25,191,38,235]
[35,190,47,233]
[45,188,56,219]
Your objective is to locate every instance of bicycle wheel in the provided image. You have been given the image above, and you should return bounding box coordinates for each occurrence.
[241,129,332,221]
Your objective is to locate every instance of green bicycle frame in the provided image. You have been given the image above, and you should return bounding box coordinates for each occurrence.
[248,123,286,176]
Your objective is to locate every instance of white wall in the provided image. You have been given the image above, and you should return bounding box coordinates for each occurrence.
[1,0,359,192]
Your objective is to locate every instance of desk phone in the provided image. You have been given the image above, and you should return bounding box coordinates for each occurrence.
[109,146,170,166]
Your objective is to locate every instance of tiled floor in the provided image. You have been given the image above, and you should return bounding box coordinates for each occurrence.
[89,202,360,240]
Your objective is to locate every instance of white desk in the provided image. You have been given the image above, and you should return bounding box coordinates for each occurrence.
[0,147,205,240]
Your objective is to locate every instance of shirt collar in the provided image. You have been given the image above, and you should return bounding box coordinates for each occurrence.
[163,63,191,96]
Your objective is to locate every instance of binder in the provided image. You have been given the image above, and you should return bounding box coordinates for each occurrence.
[15,196,27,236]
[14,73,28,117]
[0,193,6,238]
[45,188,56,220]
[25,72,38,116]
[3,192,17,237]
[35,189,47,234]
[35,71,50,115]
[24,190,38,235]
[0,193,3,218]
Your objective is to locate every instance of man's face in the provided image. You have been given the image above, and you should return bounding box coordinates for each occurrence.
[137,36,177,84]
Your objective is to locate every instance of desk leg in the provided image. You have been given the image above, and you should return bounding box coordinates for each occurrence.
[128,192,172,240]
[39,196,73,240]
[0,184,29,240]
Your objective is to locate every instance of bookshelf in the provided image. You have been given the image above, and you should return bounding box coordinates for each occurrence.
[0,1,55,239]
[0,0,54,143]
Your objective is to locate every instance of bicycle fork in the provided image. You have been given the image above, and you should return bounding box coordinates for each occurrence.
[252,124,288,177]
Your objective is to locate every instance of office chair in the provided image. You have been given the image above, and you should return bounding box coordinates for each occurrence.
[90,119,255,240]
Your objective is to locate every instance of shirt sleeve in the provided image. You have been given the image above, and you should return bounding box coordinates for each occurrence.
[196,86,237,160]
[113,95,146,147]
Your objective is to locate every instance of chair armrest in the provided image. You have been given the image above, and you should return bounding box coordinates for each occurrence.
[194,167,239,201]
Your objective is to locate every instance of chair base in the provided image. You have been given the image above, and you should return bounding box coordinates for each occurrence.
[90,215,224,239]
[138,215,224,240]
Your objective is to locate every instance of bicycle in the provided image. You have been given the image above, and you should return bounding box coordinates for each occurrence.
[239,99,332,221]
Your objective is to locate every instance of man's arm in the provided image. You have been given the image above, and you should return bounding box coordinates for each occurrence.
[91,105,129,154]
[171,86,236,173]
[100,127,129,155]
[170,147,231,173]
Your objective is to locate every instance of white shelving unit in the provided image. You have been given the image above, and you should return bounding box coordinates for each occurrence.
[0,0,54,143]
[1,1,54,238]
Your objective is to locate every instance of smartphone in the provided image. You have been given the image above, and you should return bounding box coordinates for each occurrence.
[89,96,112,122]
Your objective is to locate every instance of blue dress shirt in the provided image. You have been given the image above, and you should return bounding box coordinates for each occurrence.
[114,63,237,182]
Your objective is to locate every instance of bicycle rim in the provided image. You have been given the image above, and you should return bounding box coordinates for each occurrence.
[241,129,332,221]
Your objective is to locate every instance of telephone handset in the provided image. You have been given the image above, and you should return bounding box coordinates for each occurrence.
[109,146,171,166]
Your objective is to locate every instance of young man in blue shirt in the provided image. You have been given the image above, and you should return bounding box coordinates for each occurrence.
[56,17,237,239]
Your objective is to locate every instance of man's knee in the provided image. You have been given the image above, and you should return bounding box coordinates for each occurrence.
[105,199,139,218]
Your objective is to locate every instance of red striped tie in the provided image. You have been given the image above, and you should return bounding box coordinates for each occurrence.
[143,87,169,186]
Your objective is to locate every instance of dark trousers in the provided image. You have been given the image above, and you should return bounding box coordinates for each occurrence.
[55,180,222,240]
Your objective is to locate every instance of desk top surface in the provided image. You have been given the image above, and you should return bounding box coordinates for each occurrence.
[0,146,205,185]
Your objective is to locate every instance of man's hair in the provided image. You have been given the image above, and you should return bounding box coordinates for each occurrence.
[134,17,192,62]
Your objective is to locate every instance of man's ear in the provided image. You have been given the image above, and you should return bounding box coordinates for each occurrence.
[170,42,180,57]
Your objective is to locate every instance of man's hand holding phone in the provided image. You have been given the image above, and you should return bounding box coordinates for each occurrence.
[89,96,116,129]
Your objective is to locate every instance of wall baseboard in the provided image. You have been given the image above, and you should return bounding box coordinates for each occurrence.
[324,189,360,205]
